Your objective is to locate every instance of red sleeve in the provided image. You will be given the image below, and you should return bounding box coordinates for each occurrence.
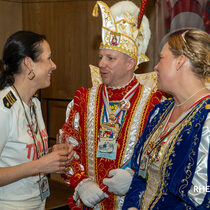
[61,87,89,188]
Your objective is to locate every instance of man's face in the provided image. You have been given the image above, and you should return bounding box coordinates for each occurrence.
[98,49,133,87]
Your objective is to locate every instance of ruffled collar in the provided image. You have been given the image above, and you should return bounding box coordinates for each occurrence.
[105,75,139,100]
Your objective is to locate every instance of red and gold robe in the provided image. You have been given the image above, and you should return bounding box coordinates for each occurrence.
[61,74,164,209]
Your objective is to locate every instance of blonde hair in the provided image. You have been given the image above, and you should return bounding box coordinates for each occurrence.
[168,30,210,78]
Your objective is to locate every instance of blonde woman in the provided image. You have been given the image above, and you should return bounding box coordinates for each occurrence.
[123,29,210,209]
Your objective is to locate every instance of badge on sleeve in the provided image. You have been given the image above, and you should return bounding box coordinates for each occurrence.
[3,91,16,109]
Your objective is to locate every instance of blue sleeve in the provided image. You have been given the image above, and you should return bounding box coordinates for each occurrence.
[122,171,146,209]
[122,102,169,209]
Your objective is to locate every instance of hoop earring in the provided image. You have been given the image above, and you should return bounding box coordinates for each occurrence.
[28,70,35,80]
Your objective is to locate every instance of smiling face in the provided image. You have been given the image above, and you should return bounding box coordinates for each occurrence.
[98,49,134,87]
[154,43,178,93]
[33,40,56,89]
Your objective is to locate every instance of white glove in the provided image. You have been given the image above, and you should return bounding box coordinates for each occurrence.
[78,180,108,208]
[103,168,133,196]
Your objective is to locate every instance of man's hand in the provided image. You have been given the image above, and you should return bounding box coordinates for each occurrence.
[103,168,133,196]
[78,181,108,207]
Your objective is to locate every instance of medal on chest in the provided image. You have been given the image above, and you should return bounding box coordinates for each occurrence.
[138,107,175,179]
[96,83,139,160]
[97,103,121,160]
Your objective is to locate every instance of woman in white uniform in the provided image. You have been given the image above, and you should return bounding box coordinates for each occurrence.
[0,31,73,210]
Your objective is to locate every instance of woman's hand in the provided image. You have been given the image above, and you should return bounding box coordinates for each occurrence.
[53,143,74,164]
[38,144,74,174]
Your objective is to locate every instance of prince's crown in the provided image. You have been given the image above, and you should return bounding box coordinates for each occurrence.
[93,1,151,68]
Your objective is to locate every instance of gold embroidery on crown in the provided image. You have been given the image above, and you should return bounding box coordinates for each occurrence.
[94,0,151,69]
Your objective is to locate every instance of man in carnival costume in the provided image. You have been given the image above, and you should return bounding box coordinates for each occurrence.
[60,1,164,209]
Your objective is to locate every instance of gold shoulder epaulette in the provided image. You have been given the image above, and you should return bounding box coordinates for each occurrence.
[3,91,17,109]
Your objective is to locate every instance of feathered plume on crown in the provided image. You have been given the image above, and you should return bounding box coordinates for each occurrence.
[138,0,148,28]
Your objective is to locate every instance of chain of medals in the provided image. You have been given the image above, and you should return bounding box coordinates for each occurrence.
[103,82,140,122]
[97,82,139,158]
[12,85,46,159]
[139,102,197,179]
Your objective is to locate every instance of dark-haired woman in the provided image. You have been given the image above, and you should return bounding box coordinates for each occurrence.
[0,31,73,209]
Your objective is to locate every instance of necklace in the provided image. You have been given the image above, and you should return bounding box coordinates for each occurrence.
[103,82,139,121]
[12,85,46,158]
[175,87,206,107]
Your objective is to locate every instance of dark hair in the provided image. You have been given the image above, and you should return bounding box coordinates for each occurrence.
[0,30,46,90]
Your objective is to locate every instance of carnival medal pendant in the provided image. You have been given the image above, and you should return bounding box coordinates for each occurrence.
[109,113,116,122]
[119,99,130,110]
[98,120,120,153]
[96,119,120,160]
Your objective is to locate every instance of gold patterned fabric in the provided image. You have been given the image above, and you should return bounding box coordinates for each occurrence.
[123,97,210,209]
[93,1,151,68]
[61,76,164,209]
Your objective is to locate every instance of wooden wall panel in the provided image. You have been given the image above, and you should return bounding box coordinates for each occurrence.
[22,1,92,137]
[0,0,157,139]
[0,1,22,58]
[22,1,90,99]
